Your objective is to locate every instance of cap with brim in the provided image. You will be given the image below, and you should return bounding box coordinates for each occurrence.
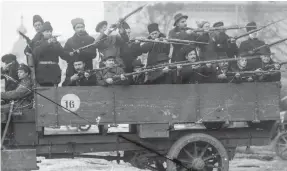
[96,21,108,32]
[18,64,31,74]
[174,13,188,26]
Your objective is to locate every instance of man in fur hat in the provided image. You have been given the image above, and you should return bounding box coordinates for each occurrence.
[64,18,98,79]
[168,13,198,62]
[33,21,70,86]
[62,57,98,86]
[1,54,20,91]
[1,64,33,119]
[212,21,239,58]
[96,49,129,86]
[239,21,269,69]
[141,23,170,66]
[24,15,44,58]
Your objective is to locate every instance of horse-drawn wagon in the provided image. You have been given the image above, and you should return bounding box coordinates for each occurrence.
[1,81,281,171]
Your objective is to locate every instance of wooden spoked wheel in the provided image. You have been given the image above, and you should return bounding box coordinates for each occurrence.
[167,133,229,171]
[275,131,287,160]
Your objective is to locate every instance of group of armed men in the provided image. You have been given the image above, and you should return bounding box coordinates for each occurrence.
[1,13,283,100]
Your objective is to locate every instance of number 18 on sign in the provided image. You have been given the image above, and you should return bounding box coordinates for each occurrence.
[61,94,81,112]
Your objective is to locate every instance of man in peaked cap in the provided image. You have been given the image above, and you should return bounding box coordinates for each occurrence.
[239,21,269,70]
[1,54,20,91]
[140,23,170,67]
[96,21,108,33]
[1,64,33,120]
[24,15,44,64]
[96,49,129,86]
[63,18,98,79]
[168,13,198,62]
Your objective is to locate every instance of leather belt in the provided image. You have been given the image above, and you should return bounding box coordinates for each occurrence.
[39,61,57,65]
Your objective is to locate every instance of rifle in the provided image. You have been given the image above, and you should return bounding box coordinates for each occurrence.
[227,69,284,75]
[249,37,287,55]
[131,38,208,45]
[163,38,209,45]
[232,18,286,41]
[186,25,252,33]
[114,56,261,78]
[264,61,287,70]
[71,4,147,54]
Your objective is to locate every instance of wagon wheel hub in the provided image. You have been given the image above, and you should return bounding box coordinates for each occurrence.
[192,158,205,170]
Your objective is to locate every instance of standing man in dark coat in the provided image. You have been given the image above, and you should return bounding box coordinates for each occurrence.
[239,21,269,69]
[95,20,124,67]
[212,21,239,58]
[24,15,44,58]
[141,23,170,66]
[168,13,198,62]
[33,22,70,86]
[1,54,19,91]
[64,18,98,78]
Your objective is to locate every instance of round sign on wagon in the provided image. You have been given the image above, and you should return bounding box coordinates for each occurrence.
[61,94,81,112]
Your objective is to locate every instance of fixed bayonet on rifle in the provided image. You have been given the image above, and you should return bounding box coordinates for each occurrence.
[232,18,286,41]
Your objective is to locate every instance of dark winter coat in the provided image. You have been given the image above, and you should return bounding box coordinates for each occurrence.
[33,39,70,85]
[178,65,205,84]
[96,67,129,86]
[24,32,43,55]
[140,33,170,66]
[62,70,98,86]
[168,27,198,62]
[213,32,238,58]
[239,38,270,70]
[64,32,98,78]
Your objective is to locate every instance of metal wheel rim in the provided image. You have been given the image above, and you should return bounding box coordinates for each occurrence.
[167,133,229,171]
[275,132,287,160]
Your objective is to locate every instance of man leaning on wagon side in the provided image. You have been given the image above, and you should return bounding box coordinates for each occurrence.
[1,64,33,121]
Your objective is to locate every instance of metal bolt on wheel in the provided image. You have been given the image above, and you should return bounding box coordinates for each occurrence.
[275,131,287,160]
[166,133,229,171]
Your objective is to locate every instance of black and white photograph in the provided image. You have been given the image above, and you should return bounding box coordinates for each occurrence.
[1,1,287,171]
